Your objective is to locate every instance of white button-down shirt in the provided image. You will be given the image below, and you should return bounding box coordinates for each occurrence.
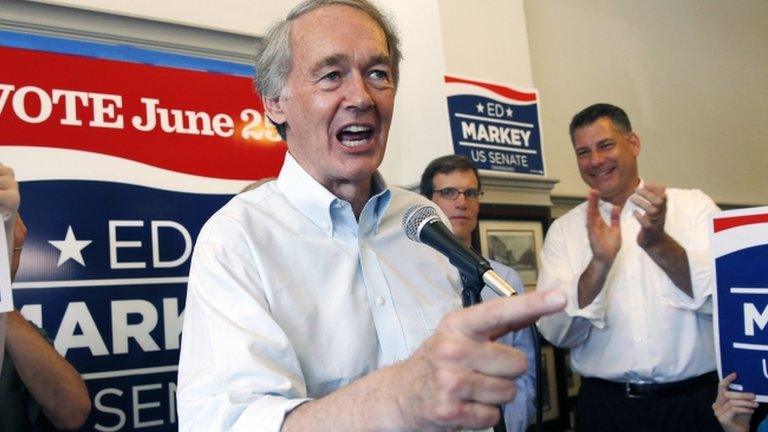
[178,155,532,431]
[536,186,719,383]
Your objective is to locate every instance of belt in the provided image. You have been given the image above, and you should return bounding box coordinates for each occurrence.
[581,371,718,399]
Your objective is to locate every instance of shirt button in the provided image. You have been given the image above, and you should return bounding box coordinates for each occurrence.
[638,337,643,342]
[633,304,639,310]
[322,222,330,230]
[376,297,386,306]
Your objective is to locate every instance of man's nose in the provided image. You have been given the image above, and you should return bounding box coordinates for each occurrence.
[344,73,373,111]
[454,193,469,208]
[590,151,605,166]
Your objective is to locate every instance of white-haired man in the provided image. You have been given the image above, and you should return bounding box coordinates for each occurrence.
[177,1,566,431]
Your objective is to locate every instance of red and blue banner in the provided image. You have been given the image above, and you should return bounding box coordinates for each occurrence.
[444,75,545,176]
[712,206,768,401]
[1,30,286,430]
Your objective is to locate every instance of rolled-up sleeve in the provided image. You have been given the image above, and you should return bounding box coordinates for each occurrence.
[177,217,310,432]
[536,218,605,348]
[658,189,719,314]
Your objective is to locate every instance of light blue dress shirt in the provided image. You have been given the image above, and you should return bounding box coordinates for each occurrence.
[178,154,460,431]
[178,154,532,431]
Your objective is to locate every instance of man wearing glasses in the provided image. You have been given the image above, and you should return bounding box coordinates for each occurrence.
[420,154,536,432]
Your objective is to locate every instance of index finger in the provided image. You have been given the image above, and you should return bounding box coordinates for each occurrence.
[724,390,757,401]
[586,189,601,223]
[447,290,566,340]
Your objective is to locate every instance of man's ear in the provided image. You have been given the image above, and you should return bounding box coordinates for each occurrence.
[628,132,641,157]
[263,96,287,125]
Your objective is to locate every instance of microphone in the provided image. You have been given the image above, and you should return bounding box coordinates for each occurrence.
[402,205,516,298]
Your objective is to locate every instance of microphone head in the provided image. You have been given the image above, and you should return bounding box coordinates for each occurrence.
[402,205,439,242]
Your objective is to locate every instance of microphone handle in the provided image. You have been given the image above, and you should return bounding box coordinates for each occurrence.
[420,219,516,297]
[482,269,516,297]
[420,218,490,282]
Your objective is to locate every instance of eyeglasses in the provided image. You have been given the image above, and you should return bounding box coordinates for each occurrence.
[433,187,484,201]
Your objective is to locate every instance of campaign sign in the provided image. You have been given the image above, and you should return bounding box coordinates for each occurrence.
[1,30,286,431]
[712,206,768,401]
[445,75,545,176]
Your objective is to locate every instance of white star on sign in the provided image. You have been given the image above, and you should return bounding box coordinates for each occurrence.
[49,226,92,267]
[506,107,514,117]
[476,103,484,113]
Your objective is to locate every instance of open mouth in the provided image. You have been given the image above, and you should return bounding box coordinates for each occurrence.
[336,124,373,148]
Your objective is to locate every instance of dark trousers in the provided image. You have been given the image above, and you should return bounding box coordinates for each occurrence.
[575,375,721,432]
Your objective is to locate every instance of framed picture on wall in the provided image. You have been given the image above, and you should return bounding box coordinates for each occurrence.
[478,220,544,290]
[540,345,560,422]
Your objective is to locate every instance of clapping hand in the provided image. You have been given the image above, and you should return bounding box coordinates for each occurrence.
[630,182,667,248]
[586,189,621,265]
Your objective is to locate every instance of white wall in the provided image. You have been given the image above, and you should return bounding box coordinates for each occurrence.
[438,0,533,88]
[375,0,453,187]
[523,0,768,206]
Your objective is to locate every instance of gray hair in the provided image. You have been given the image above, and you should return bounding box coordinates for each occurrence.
[254,0,402,101]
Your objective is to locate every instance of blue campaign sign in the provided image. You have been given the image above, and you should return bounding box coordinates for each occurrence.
[712,207,768,402]
[11,177,234,432]
[2,30,285,431]
[445,75,545,176]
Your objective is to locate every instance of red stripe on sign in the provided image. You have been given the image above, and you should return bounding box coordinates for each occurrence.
[444,75,537,102]
[713,213,768,233]
[0,46,286,180]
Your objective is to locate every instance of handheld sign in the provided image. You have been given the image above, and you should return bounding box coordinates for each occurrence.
[711,206,768,401]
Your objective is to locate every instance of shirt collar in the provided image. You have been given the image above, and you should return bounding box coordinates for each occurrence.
[276,153,391,236]
[369,171,392,234]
